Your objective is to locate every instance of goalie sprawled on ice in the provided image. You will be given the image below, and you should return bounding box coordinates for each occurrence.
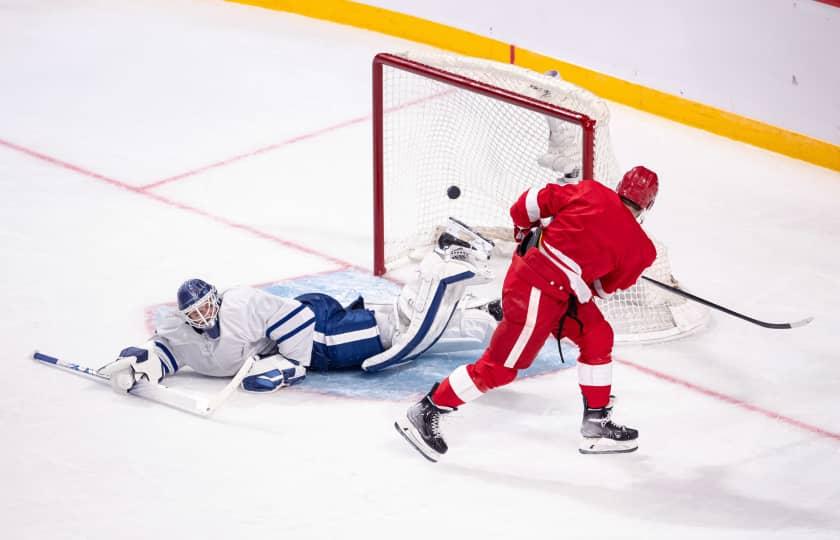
[100,219,501,395]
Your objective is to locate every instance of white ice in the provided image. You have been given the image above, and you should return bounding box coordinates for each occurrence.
[1,1,839,539]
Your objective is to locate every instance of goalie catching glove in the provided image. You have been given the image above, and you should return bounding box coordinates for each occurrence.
[99,341,171,393]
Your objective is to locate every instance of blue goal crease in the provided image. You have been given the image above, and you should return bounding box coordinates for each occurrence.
[152,268,577,401]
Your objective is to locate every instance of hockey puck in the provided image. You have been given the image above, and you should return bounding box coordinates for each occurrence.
[447,185,461,199]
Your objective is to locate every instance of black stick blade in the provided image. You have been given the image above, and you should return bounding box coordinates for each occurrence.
[641,276,813,330]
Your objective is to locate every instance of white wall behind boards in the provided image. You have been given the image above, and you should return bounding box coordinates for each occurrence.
[364,0,840,146]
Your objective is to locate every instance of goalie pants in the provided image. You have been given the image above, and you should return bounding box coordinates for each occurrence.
[295,293,384,371]
[432,256,614,409]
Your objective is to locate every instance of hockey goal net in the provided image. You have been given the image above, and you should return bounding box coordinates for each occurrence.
[372,51,707,343]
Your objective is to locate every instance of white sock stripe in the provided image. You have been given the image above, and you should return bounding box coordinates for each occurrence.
[448,364,483,403]
[525,187,541,222]
[504,287,542,368]
[577,362,612,386]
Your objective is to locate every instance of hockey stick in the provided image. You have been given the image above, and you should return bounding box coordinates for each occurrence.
[641,277,813,329]
[206,353,254,414]
[32,351,254,417]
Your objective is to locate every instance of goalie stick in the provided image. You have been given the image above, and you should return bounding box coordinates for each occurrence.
[32,351,254,417]
[641,276,813,330]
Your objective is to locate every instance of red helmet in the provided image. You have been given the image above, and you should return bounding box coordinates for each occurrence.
[616,166,658,210]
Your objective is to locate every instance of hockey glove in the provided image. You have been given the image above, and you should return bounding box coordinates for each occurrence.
[98,343,166,393]
[241,354,306,393]
[516,227,542,257]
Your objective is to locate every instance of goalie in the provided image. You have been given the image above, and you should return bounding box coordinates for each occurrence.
[99,222,500,394]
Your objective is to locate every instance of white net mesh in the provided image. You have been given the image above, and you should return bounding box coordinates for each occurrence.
[377,51,707,343]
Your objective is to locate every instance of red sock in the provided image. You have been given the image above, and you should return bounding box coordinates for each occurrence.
[431,377,465,409]
[580,384,611,409]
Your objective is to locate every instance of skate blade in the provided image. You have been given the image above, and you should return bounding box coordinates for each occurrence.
[578,436,639,455]
[393,420,440,463]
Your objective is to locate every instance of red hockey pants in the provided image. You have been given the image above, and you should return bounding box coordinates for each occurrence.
[433,257,614,409]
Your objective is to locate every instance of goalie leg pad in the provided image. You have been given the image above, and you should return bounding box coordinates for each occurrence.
[424,306,497,354]
[361,256,479,372]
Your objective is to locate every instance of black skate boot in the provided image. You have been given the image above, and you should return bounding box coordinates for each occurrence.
[579,395,639,454]
[395,384,455,462]
[476,298,503,322]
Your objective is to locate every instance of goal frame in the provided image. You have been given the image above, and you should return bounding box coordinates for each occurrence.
[372,52,596,276]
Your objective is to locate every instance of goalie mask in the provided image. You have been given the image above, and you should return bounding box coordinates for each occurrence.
[616,166,659,222]
[177,278,220,329]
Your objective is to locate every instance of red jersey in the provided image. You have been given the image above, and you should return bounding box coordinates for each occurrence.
[510,180,656,303]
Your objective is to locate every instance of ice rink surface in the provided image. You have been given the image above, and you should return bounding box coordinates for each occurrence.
[1,1,839,539]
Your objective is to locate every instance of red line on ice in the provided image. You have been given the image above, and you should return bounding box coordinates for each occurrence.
[137,115,369,191]
[137,91,451,192]
[0,137,355,270]
[617,357,840,442]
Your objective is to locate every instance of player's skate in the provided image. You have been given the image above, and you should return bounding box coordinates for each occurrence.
[578,395,638,454]
[474,298,503,322]
[395,384,455,462]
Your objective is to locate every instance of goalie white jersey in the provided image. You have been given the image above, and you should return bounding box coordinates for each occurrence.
[152,287,319,377]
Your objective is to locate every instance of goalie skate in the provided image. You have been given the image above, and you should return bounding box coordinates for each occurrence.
[436,217,495,262]
[578,396,639,455]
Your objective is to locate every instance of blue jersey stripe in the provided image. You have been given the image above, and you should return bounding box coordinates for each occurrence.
[265,304,308,339]
[275,317,315,345]
[154,341,179,374]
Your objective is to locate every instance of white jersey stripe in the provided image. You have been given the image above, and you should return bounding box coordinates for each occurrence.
[539,242,592,303]
[313,325,380,346]
[525,187,541,223]
[504,287,542,368]
[593,278,611,299]
[448,364,483,403]
[577,362,612,386]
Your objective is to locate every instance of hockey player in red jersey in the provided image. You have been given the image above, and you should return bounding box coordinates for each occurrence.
[395,166,659,461]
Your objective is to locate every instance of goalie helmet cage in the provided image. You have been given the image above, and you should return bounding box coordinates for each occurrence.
[372,51,707,343]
